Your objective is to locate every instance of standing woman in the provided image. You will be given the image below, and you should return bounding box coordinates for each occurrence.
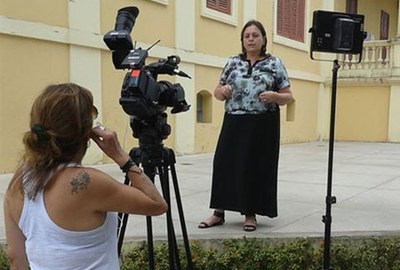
[4,83,168,269]
[198,20,294,232]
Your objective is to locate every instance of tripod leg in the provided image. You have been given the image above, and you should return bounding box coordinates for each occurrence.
[146,216,155,270]
[169,163,194,270]
[117,212,129,257]
[159,165,182,270]
[142,165,157,270]
[117,175,132,257]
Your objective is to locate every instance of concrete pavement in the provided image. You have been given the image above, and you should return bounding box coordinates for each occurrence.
[1,141,400,245]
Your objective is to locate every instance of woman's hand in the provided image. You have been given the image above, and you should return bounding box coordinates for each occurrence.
[214,84,233,101]
[91,123,129,167]
[220,84,233,99]
[259,88,294,106]
[259,91,277,103]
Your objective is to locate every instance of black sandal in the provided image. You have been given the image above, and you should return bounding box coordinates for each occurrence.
[198,211,225,229]
[243,215,257,232]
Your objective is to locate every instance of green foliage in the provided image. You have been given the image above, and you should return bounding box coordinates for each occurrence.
[0,247,10,270]
[329,238,400,270]
[2,236,400,269]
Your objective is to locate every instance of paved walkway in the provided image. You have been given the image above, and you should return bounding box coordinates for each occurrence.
[1,141,400,245]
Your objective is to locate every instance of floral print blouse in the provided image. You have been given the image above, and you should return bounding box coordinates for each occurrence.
[219,54,290,114]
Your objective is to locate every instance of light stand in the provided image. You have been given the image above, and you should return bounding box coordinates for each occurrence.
[321,59,340,270]
[309,10,366,270]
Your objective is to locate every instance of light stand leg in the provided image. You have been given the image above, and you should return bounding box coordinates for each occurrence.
[322,59,340,270]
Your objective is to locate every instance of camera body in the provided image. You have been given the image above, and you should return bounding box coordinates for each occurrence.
[118,51,189,119]
[103,7,190,118]
[103,6,190,142]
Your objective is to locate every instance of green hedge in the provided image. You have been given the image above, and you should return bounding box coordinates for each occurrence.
[121,237,400,270]
[2,237,400,269]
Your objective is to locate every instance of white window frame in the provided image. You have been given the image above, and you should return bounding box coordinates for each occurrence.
[201,0,238,26]
[273,0,310,52]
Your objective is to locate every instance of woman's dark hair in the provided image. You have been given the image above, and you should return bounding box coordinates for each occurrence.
[10,83,97,199]
[240,20,268,57]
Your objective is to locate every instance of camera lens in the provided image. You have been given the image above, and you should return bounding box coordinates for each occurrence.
[114,7,139,32]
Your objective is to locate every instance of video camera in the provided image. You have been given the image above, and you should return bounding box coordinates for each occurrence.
[103,6,191,122]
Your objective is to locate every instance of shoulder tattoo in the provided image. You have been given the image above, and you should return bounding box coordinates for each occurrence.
[70,171,90,194]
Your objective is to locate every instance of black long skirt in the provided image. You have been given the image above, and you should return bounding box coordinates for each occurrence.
[210,111,280,217]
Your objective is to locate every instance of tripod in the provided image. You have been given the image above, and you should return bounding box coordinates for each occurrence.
[116,142,194,270]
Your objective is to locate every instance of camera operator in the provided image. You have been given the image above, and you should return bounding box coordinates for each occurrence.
[4,83,168,270]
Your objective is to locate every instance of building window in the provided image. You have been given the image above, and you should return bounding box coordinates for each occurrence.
[346,0,357,14]
[277,0,306,43]
[206,0,231,15]
[196,91,212,123]
[201,0,238,26]
[380,10,389,40]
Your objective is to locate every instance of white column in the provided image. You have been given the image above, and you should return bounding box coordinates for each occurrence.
[174,0,196,154]
[388,84,400,142]
[68,0,103,164]
[243,0,257,24]
[322,0,334,11]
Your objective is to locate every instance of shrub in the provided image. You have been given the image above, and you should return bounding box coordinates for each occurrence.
[1,236,400,269]
[0,247,10,270]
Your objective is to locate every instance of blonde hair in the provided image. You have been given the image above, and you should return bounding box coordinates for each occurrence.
[10,83,96,199]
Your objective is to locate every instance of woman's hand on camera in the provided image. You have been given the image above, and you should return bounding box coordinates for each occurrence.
[91,123,129,167]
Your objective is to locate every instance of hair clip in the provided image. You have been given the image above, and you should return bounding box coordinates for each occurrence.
[31,124,50,141]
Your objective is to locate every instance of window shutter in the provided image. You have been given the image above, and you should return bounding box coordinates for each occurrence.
[207,0,231,15]
[293,0,305,42]
[277,0,305,43]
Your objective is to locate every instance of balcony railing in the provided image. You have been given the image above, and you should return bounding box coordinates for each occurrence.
[337,40,394,79]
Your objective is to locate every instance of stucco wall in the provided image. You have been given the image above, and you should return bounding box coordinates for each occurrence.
[0,35,70,173]
[336,85,390,141]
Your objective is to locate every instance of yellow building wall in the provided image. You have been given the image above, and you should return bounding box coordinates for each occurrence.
[100,0,175,48]
[332,0,395,142]
[281,79,320,143]
[0,0,68,27]
[336,85,390,141]
[195,1,242,57]
[335,0,399,39]
[1,0,398,173]
[271,0,323,75]
[0,36,70,173]
[194,65,223,153]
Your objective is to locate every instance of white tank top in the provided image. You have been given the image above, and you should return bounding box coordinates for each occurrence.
[18,182,120,269]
